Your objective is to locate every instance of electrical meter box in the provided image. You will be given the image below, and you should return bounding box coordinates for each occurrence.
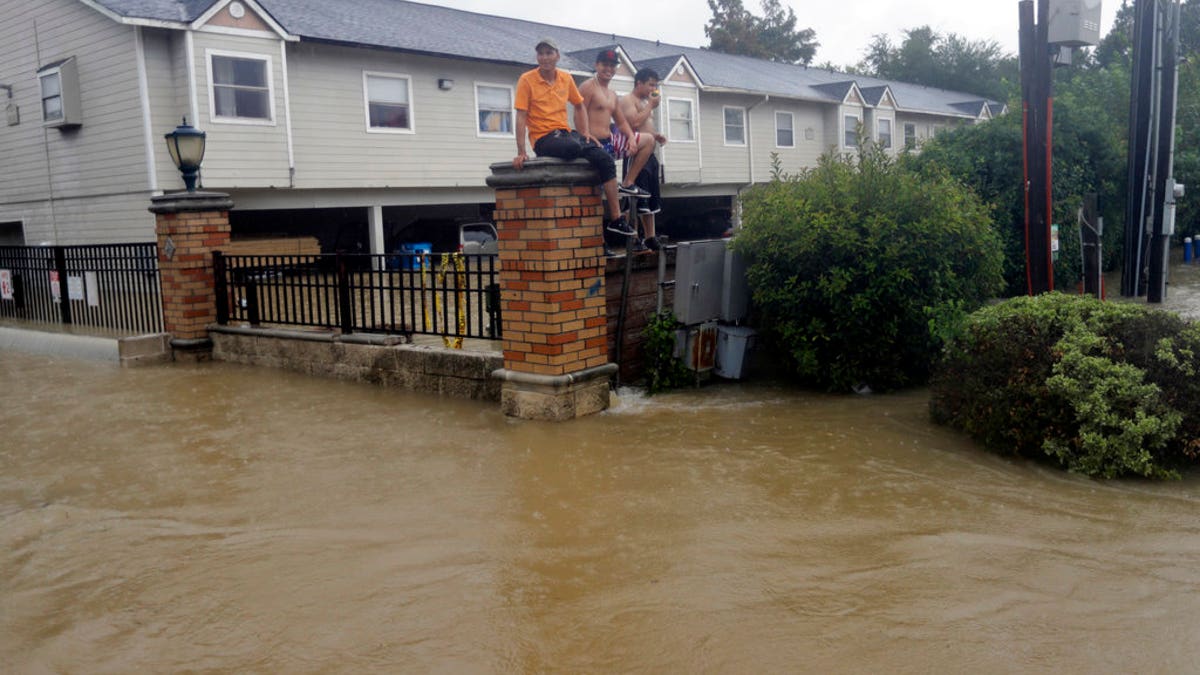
[673,240,727,325]
[1048,0,1102,47]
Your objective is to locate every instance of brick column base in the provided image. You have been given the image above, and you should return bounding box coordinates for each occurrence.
[149,191,234,362]
[486,158,616,420]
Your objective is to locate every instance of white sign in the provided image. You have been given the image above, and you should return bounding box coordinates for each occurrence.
[67,275,84,302]
[0,269,12,300]
[85,271,100,307]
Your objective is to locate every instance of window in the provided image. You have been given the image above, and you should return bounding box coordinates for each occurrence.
[475,83,513,137]
[40,71,62,122]
[904,123,917,148]
[364,72,413,132]
[775,111,794,147]
[723,106,745,145]
[877,118,892,149]
[844,114,860,147]
[38,57,81,128]
[668,98,694,142]
[208,51,273,122]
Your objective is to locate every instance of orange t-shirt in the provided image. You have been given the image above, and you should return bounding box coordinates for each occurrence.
[515,68,582,144]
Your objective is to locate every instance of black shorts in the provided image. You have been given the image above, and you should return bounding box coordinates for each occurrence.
[624,153,661,215]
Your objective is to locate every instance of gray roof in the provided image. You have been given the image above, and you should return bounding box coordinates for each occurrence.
[89,0,1001,117]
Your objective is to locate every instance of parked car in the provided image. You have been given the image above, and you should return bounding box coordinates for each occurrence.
[458,222,498,255]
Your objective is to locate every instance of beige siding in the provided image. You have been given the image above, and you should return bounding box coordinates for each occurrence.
[658,83,700,183]
[761,103,826,176]
[190,31,291,188]
[0,0,157,243]
[143,28,191,193]
[286,42,526,189]
[699,94,752,184]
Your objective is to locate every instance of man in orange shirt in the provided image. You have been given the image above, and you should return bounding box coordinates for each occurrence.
[513,38,640,237]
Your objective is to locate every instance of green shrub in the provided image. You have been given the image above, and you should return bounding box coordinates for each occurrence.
[930,293,1200,479]
[642,311,692,395]
[732,147,1004,392]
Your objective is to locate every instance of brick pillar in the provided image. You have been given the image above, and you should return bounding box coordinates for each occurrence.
[486,158,617,420]
[148,191,234,361]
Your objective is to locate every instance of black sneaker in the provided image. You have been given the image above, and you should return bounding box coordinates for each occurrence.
[618,183,651,198]
[644,236,661,251]
[604,245,618,257]
[631,238,649,253]
[605,217,636,236]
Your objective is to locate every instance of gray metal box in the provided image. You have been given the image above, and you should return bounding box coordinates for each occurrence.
[673,240,726,325]
[721,245,750,323]
[1048,0,1102,47]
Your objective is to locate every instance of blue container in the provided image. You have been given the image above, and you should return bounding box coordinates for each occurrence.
[397,242,432,270]
[1186,237,1194,264]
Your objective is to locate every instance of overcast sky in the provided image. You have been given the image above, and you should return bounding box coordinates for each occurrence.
[417,0,1121,68]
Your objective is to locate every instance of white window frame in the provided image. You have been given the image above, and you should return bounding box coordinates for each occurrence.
[904,122,917,148]
[775,111,794,148]
[474,82,515,139]
[843,112,861,148]
[363,71,415,134]
[723,105,746,146]
[877,118,893,149]
[40,70,63,123]
[667,97,695,143]
[206,48,275,126]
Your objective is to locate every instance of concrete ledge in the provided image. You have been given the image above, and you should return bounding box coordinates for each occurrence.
[119,333,172,366]
[209,326,502,401]
[0,326,120,362]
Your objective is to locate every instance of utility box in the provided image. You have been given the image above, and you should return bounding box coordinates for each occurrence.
[676,322,718,372]
[721,245,751,323]
[1048,0,1102,47]
[673,240,726,325]
[715,325,756,379]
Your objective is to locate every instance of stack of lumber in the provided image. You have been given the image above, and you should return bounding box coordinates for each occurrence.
[221,236,322,257]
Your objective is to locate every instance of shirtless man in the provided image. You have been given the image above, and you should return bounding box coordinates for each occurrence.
[513,38,636,237]
[579,49,655,199]
[620,68,668,249]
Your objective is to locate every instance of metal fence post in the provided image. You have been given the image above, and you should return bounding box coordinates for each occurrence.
[213,251,228,325]
[53,246,72,325]
[336,252,354,334]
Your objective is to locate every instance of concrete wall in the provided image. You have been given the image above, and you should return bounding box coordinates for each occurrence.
[210,326,502,401]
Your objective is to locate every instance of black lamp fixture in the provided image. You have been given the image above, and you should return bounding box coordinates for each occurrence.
[164,116,206,192]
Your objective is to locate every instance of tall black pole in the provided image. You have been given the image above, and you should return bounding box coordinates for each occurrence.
[1020,0,1054,295]
[1123,0,1159,296]
[1147,0,1180,303]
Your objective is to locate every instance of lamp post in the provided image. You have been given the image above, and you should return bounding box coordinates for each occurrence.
[163,117,206,192]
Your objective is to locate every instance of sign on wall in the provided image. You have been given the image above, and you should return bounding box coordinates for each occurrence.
[0,269,12,300]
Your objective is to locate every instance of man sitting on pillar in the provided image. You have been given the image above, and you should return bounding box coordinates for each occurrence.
[512,37,641,238]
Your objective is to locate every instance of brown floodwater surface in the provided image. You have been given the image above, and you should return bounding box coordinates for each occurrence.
[4,350,1200,672]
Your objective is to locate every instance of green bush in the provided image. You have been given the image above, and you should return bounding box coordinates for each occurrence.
[732,147,1004,392]
[641,311,692,395]
[930,293,1200,479]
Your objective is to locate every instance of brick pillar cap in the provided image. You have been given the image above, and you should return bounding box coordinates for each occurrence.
[487,158,600,189]
[150,191,234,214]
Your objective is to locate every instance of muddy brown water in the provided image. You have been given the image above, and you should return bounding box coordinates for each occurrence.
[5,350,1200,672]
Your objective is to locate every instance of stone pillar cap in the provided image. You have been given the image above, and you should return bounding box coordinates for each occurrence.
[150,190,234,214]
[487,158,600,189]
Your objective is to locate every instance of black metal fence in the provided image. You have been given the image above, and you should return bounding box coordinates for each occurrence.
[0,243,162,334]
[214,252,502,339]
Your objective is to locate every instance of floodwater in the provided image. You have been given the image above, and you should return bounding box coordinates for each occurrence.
[5,352,1200,672]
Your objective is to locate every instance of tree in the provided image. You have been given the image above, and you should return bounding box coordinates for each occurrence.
[704,0,819,65]
[858,26,1017,101]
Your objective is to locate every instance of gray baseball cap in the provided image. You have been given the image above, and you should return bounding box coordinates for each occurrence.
[535,37,559,51]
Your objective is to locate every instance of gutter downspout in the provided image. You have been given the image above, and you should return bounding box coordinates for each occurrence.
[280,40,296,187]
[134,26,159,194]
